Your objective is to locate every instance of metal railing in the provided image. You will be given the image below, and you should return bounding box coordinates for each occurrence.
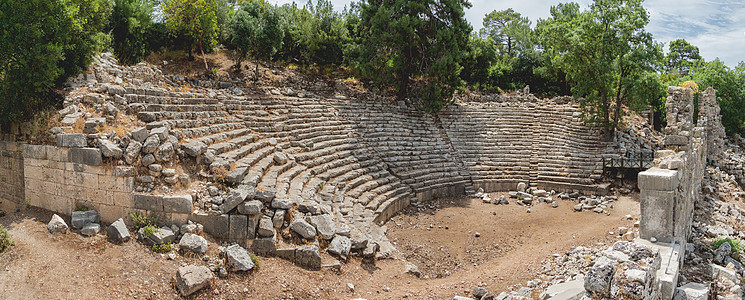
[602,152,654,171]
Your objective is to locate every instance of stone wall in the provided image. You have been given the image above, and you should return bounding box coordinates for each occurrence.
[0,136,24,213]
[637,86,723,299]
[22,144,136,224]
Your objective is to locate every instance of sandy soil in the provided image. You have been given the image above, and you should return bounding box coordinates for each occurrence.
[0,194,639,300]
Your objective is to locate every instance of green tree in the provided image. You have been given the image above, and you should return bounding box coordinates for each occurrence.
[537,0,664,130]
[110,0,157,65]
[356,0,472,111]
[480,9,533,56]
[163,0,219,70]
[666,39,702,76]
[0,0,110,125]
[686,59,745,134]
[231,2,284,78]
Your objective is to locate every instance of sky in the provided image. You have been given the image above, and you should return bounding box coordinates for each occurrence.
[269,0,745,68]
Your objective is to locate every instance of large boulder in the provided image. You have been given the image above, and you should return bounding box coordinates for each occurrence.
[226,244,255,272]
[328,235,352,260]
[174,265,213,297]
[295,245,321,270]
[290,218,317,239]
[107,218,131,244]
[309,214,336,240]
[179,233,208,254]
[99,139,123,158]
[48,214,69,234]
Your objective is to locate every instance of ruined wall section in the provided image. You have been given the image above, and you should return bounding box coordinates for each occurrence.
[439,97,605,193]
[0,136,24,213]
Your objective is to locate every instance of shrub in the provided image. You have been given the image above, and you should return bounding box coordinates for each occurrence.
[128,211,157,230]
[0,225,14,253]
[0,0,110,125]
[109,0,157,65]
[152,242,173,253]
[249,251,259,268]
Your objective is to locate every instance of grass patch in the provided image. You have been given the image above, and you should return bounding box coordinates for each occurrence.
[712,238,744,256]
[141,225,158,237]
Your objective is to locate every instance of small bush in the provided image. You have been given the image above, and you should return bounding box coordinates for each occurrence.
[249,251,259,268]
[128,211,157,230]
[0,225,14,253]
[141,225,158,237]
[712,238,744,255]
[152,243,173,253]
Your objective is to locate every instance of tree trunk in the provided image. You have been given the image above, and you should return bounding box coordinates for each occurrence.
[254,59,260,82]
[199,39,208,71]
[397,48,412,101]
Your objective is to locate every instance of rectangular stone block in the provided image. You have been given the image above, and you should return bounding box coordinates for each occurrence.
[229,214,248,247]
[247,214,260,240]
[640,189,675,243]
[113,191,133,207]
[190,213,229,239]
[56,134,87,148]
[638,168,679,191]
[68,148,102,166]
[664,135,688,146]
[133,194,163,212]
[163,195,192,214]
[219,186,255,214]
[23,144,47,160]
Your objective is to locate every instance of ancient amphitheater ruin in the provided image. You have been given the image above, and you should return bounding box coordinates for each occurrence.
[0,53,738,299]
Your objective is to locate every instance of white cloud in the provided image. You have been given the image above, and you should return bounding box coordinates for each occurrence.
[267,0,745,67]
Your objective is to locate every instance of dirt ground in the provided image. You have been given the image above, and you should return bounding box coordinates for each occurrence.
[0,193,639,300]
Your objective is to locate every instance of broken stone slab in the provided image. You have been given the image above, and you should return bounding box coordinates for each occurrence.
[674,282,709,300]
[141,134,160,154]
[162,195,192,214]
[237,200,263,215]
[272,209,285,228]
[139,227,176,246]
[226,244,254,272]
[155,142,174,162]
[255,189,276,202]
[99,139,123,158]
[539,275,585,300]
[271,198,291,209]
[181,141,206,157]
[48,214,69,234]
[229,214,248,247]
[71,210,99,229]
[295,245,322,270]
[56,133,87,148]
[290,218,317,239]
[179,233,209,255]
[107,218,131,244]
[150,126,169,140]
[220,187,255,214]
[309,214,336,240]
[131,127,148,143]
[81,223,101,236]
[174,265,213,297]
[328,235,352,261]
[711,263,739,283]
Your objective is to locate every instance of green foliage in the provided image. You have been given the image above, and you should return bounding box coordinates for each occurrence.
[275,0,350,66]
[142,225,158,236]
[712,237,744,256]
[249,251,259,267]
[0,0,110,125]
[128,211,157,230]
[0,225,13,253]
[355,0,472,111]
[666,39,701,76]
[536,0,664,130]
[109,0,159,65]
[152,242,173,253]
[480,8,533,56]
[686,60,745,135]
[231,2,285,63]
[163,0,219,68]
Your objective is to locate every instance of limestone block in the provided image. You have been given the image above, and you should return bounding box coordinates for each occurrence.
[68,148,102,166]
[229,214,247,247]
[57,133,87,148]
[640,190,675,243]
[133,194,164,212]
[163,195,192,214]
[638,168,679,191]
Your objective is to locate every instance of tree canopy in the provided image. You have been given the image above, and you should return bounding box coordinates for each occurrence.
[355,0,472,111]
[537,0,664,130]
[163,0,219,69]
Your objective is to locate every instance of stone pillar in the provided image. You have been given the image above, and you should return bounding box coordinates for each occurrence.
[698,87,725,160]
[638,167,680,243]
